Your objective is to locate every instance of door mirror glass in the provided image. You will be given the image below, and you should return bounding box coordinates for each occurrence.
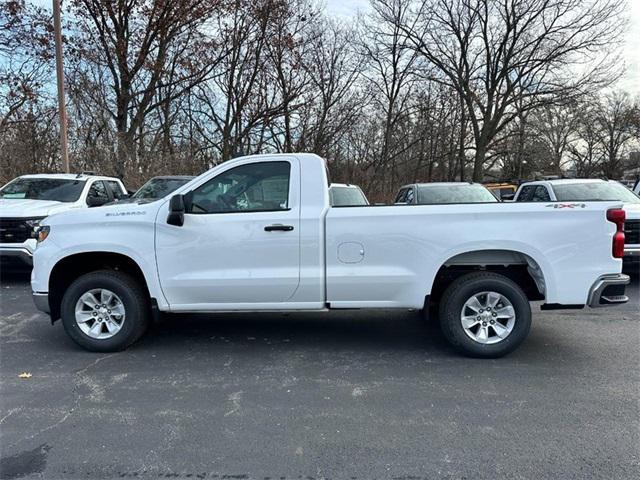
[167,194,185,226]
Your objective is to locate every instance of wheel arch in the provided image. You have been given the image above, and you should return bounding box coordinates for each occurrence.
[48,251,151,321]
[428,249,549,305]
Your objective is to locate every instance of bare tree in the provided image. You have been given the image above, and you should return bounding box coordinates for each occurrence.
[531,103,581,175]
[0,0,52,131]
[68,0,222,177]
[593,92,639,178]
[385,0,625,180]
[360,0,420,194]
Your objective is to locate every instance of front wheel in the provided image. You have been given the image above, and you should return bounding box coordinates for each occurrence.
[60,270,150,352]
[438,272,532,358]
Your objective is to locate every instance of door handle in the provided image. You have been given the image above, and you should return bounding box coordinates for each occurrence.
[264,224,294,232]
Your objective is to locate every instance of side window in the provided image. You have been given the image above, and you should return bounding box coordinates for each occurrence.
[87,181,109,203]
[532,186,551,202]
[187,161,291,214]
[405,188,415,204]
[395,188,408,203]
[516,186,535,202]
[105,180,126,200]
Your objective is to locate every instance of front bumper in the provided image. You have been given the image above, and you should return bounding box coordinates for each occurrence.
[0,239,36,266]
[587,274,630,307]
[0,246,34,265]
[32,292,50,314]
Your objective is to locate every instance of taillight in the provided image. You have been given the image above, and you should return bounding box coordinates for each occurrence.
[606,208,625,258]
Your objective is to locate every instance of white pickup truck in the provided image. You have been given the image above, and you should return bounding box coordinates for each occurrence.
[31,154,630,357]
[0,173,127,265]
[513,179,640,270]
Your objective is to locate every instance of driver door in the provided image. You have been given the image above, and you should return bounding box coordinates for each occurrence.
[155,158,300,309]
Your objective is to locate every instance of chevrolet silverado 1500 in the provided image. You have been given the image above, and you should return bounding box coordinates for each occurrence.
[0,173,127,265]
[31,154,630,357]
[513,179,640,271]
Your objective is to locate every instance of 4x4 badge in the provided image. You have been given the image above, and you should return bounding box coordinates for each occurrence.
[545,203,586,209]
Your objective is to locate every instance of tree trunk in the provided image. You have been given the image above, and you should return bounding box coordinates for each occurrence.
[472,144,486,182]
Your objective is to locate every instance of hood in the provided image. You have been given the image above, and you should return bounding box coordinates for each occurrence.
[43,200,161,226]
[622,203,640,220]
[0,199,77,218]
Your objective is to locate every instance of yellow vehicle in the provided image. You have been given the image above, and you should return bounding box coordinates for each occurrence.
[484,182,518,201]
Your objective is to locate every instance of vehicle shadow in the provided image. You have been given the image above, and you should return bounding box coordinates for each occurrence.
[0,263,31,284]
[140,309,453,356]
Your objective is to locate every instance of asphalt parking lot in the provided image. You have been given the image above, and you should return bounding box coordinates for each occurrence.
[0,267,638,480]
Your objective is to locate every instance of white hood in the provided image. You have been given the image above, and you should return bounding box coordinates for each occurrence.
[0,199,77,218]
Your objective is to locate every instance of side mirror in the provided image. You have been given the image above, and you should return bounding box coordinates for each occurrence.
[87,196,109,207]
[167,194,185,226]
[501,193,515,201]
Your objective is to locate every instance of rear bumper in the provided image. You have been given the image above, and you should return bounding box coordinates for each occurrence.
[587,274,630,308]
[32,292,50,314]
[623,246,640,270]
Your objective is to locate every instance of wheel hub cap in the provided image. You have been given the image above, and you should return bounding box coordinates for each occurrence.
[460,291,516,345]
[74,288,125,340]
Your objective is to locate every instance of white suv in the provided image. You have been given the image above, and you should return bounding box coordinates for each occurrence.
[0,173,127,265]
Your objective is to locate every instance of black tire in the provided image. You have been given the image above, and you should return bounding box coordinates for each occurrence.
[60,270,150,352]
[438,272,532,358]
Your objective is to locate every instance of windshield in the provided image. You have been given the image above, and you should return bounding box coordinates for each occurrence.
[330,186,368,206]
[552,182,640,203]
[0,178,86,202]
[417,184,498,204]
[132,177,192,201]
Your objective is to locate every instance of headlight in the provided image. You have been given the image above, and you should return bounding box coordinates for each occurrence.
[26,217,46,239]
[25,217,46,228]
[36,225,50,243]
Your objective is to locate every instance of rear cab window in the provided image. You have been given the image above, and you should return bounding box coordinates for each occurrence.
[105,180,127,200]
[516,185,536,202]
[330,187,368,206]
[395,188,409,203]
[87,181,110,204]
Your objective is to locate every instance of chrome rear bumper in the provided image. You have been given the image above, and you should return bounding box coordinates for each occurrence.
[587,274,630,308]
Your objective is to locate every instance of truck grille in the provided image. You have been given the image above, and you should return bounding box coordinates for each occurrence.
[625,220,640,245]
[0,218,32,243]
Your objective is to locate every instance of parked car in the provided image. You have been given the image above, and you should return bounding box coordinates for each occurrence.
[0,173,127,265]
[513,179,640,271]
[394,182,499,204]
[112,176,195,204]
[484,182,518,201]
[32,154,628,358]
[329,183,369,206]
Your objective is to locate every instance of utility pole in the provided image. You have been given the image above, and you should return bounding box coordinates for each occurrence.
[53,0,70,173]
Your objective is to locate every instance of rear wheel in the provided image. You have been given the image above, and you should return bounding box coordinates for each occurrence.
[438,272,531,358]
[60,270,149,352]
